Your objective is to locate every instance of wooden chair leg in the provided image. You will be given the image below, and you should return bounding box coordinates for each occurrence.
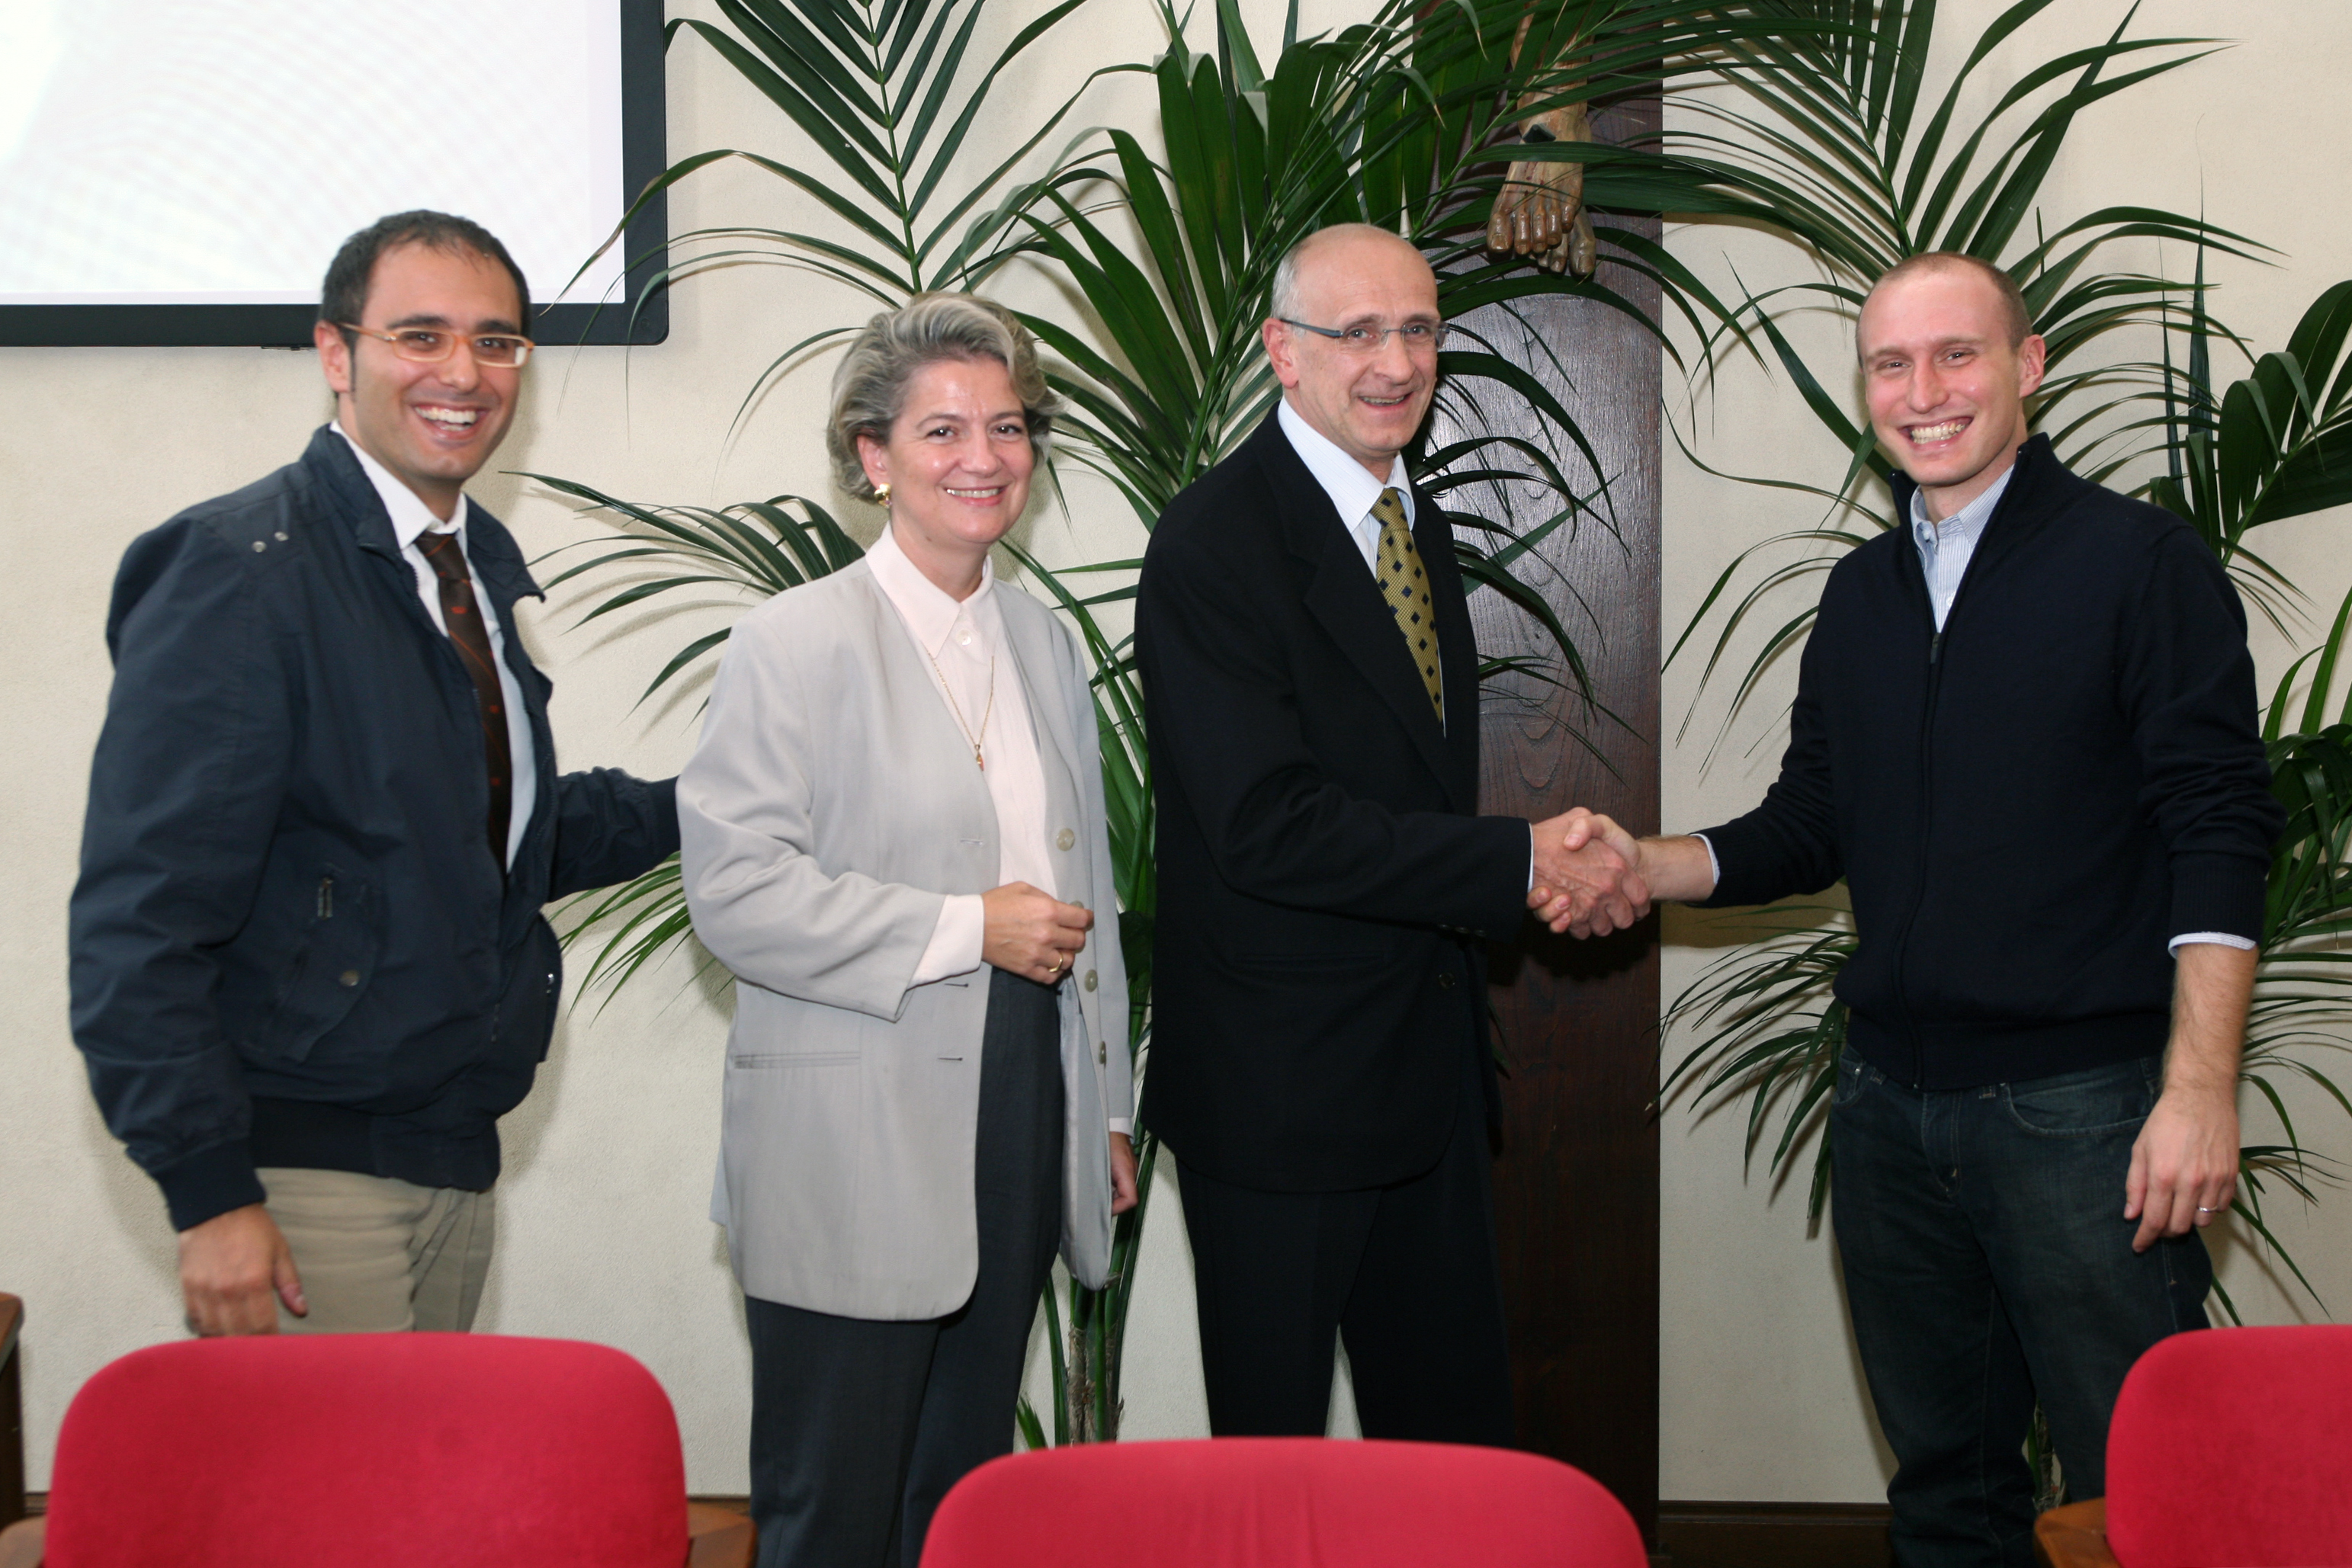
[2035,1498,2116,1568]
[687,1501,755,1568]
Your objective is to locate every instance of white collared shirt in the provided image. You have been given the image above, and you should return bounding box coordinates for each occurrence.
[1277,398,1414,571]
[868,530,1131,1133]
[330,423,536,870]
[865,526,1059,964]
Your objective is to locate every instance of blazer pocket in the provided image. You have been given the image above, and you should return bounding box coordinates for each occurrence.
[730,1050,861,1069]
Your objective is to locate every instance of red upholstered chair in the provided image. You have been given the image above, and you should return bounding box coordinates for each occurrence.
[2035,1325,2352,1568]
[0,1332,751,1568]
[918,1437,1648,1568]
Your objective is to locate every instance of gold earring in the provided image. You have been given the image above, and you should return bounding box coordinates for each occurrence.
[874,482,892,507]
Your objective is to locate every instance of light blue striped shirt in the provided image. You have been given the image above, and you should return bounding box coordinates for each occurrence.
[1909,464,2013,631]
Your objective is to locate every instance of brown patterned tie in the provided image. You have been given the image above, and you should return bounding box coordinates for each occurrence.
[418,530,512,867]
[1372,487,1444,723]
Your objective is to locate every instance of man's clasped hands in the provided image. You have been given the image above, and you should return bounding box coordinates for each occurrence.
[1529,809,1651,938]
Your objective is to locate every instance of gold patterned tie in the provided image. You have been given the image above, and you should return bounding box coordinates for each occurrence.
[1372,487,1444,723]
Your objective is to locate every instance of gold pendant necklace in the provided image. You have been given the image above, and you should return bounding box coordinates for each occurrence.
[922,642,995,771]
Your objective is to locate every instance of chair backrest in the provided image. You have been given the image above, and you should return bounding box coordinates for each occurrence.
[42,1333,688,1568]
[2103,1324,2352,1568]
[919,1438,1648,1568]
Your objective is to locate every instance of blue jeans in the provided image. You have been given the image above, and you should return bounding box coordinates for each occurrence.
[1830,1047,2212,1568]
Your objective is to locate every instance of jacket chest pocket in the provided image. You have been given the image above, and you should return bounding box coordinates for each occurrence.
[257,867,380,1061]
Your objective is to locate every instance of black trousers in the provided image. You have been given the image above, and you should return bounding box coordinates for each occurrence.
[1175,1044,1514,1445]
[746,971,1065,1568]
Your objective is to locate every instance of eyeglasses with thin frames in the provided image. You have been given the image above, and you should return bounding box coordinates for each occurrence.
[1277,317,1449,354]
[338,324,536,369]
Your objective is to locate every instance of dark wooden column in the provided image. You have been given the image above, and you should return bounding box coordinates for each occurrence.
[1442,98,1664,1544]
[0,1294,23,1531]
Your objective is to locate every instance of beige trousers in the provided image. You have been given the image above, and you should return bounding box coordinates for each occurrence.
[258,1168,496,1333]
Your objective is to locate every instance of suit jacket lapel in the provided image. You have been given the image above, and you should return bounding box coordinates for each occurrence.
[1253,417,1465,809]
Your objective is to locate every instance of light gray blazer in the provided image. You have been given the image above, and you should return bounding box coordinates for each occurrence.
[679,560,1134,1320]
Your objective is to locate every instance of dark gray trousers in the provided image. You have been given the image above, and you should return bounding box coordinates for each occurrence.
[746,970,1065,1568]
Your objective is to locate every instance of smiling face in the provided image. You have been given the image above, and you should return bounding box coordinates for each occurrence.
[1858,264,2047,519]
[1263,229,1441,479]
[313,242,525,521]
[857,355,1035,598]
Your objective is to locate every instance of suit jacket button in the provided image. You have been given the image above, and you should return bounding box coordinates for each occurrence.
[1437,972,1457,989]
[1083,969,1098,992]
[1097,1042,1107,1065]
[339,970,361,987]
[1056,828,1077,851]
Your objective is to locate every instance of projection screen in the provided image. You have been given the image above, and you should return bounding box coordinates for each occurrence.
[0,0,667,347]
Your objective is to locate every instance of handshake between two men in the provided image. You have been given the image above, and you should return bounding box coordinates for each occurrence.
[1526,810,1720,938]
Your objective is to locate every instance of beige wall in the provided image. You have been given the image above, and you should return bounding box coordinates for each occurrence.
[2,0,2345,1504]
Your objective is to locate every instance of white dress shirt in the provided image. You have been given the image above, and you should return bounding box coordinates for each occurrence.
[1277,398,1416,569]
[1693,460,2250,957]
[330,423,536,870]
[867,528,1131,1134]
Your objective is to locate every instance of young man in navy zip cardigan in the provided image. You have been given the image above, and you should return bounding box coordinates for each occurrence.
[1545,253,2282,1568]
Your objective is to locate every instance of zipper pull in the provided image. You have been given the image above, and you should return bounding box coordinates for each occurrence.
[1929,632,1944,667]
[317,877,334,920]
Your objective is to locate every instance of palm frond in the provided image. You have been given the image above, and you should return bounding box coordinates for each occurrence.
[525,479,866,980]
[1664,2,2272,731]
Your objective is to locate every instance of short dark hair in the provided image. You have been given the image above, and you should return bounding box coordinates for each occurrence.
[318,211,531,349]
[1861,252,2033,354]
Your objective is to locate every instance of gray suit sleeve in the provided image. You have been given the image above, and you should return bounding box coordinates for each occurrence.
[679,611,945,1022]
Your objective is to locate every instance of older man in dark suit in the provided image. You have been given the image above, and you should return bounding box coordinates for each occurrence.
[1135,222,1639,1442]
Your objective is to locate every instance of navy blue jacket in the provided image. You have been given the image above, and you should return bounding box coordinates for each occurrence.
[1699,436,2282,1089]
[71,428,679,1230]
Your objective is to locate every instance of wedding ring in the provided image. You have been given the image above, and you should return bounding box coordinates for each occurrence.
[2196,1206,2222,1214]
[1045,955,1064,977]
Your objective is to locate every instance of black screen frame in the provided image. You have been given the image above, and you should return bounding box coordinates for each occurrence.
[0,0,669,350]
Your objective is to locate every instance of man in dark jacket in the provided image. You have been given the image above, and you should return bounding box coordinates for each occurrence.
[1545,253,2282,1566]
[70,211,679,1337]
[1135,223,1641,1445]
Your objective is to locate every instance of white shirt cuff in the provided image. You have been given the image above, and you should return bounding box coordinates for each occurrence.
[1108,1117,1133,1136]
[1691,832,1722,891]
[1526,824,1536,893]
[913,893,987,984]
[2169,932,2257,955]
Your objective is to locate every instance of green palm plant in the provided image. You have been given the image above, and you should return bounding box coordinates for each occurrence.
[1662,274,2352,1315]
[584,0,1136,427]
[528,480,868,992]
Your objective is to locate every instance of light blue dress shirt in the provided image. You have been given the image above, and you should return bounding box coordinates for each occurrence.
[1910,463,2014,632]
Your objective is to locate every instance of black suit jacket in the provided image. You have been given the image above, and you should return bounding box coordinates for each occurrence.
[1136,412,1530,1192]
